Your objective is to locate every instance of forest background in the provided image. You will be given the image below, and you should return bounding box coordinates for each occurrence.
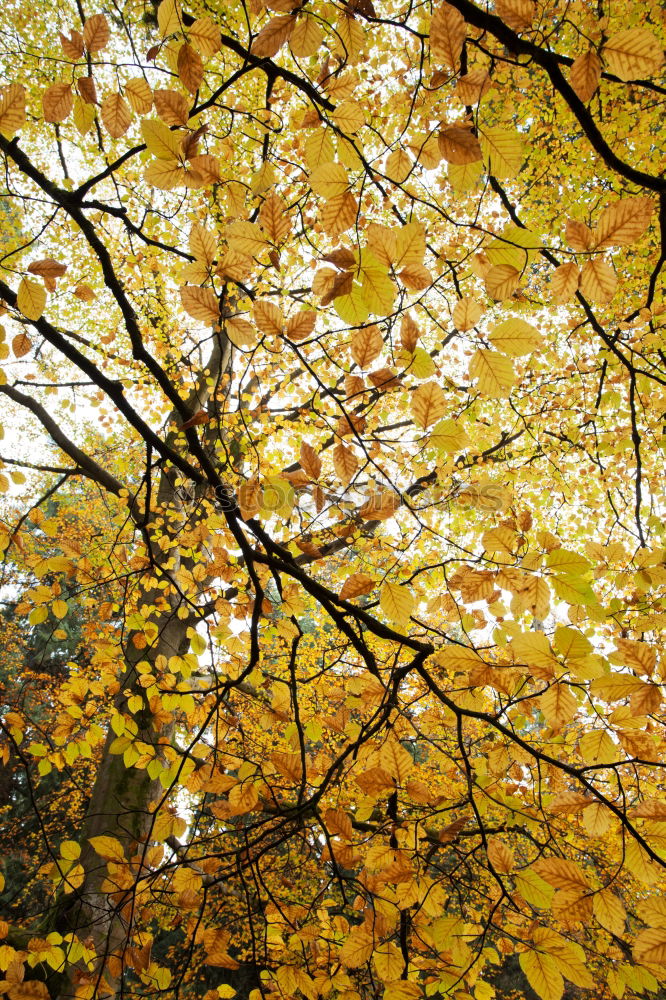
[0,0,665,998]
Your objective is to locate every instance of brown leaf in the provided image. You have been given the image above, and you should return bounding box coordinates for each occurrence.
[299,442,321,480]
[180,409,210,430]
[429,2,466,73]
[565,218,593,252]
[251,15,296,57]
[351,325,383,369]
[455,68,492,105]
[400,312,420,352]
[83,13,110,53]
[77,76,99,105]
[593,196,654,249]
[101,93,133,138]
[320,270,353,307]
[369,367,401,390]
[60,29,84,60]
[570,51,601,102]
[322,248,357,270]
[285,311,316,341]
[550,262,579,303]
[42,83,74,124]
[12,333,32,358]
[579,257,617,303]
[27,259,68,279]
[438,126,483,164]
[333,443,358,485]
[154,89,190,126]
[495,0,534,31]
[74,284,96,302]
[339,573,375,601]
[177,43,204,94]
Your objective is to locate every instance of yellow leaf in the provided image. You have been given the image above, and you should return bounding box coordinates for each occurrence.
[373,941,404,982]
[309,162,349,199]
[379,739,413,783]
[73,96,96,135]
[60,840,81,860]
[452,296,483,331]
[485,263,521,299]
[157,0,181,37]
[0,83,26,138]
[189,17,222,56]
[339,926,374,968]
[448,159,483,192]
[290,16,322,57]
[333,100,364,134]
[519,951,563,1000]
[593,889,626,936]
[52,599,68,620]
[17,278,46,321]
[541,683,577,730]
[410,380,447,428]
[180,285,219,323]
[480,127,524,178]
[380,581,415,628]
[429,417,470,453]
[304,130,335,170]
[226,221,267,257]
[594,197,654,249]
[513,869,554,909]
[579,729,616,766]
[469,349,515,397]
[394,222,425,270]
[633,927,666,966]
[603,28,664,81]
[124,78,153,114]
[488,317,540,356]
[90,835,126,862]
[637,897,666,928]
[407,347,436,380]
[142,119,183,160]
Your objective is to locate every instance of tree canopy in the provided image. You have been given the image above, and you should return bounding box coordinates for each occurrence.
[0,0,665,998]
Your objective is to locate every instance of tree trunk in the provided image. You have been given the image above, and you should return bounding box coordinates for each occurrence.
[55,470,198,998]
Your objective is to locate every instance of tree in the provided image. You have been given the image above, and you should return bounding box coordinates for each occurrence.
[0,0,664,997]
